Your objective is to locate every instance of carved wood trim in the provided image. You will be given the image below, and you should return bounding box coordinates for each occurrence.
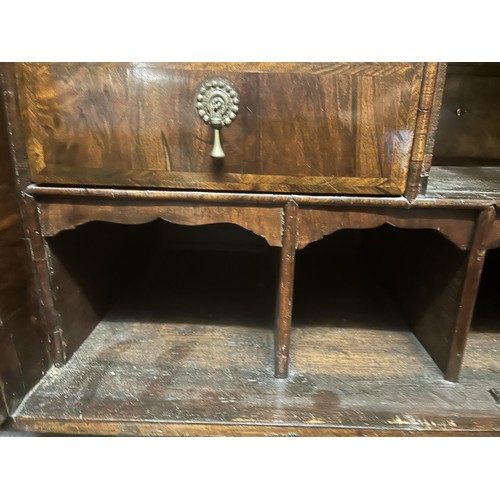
[36,200,284,247]
[295,207,477,250]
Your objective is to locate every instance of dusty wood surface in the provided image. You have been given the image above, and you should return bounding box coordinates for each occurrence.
[11,243,500,436]
[425,166,500,201]
[13,62,436,195]
[12,308,500,436]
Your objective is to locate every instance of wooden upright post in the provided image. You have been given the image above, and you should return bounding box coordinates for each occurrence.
[275,201,298,378]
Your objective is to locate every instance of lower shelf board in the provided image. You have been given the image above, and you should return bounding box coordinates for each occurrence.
[11,319,500,436]
[424,165,500,201]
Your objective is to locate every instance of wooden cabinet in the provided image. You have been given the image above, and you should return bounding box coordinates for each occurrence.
[1,62,500,436]
[17,62,439,195]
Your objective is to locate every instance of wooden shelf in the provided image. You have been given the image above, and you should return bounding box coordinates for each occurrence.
[11,242,500,436]
[12,314,500,436]
[424,166,500,201]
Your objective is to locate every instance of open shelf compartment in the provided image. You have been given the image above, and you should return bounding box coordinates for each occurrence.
[426,62,500,200]
[11,223,500,435]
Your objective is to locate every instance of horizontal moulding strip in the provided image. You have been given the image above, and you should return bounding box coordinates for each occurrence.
[24,185,499,210]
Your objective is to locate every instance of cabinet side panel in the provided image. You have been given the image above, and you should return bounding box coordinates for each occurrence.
[365,226,468,374]
[0,65,48,416]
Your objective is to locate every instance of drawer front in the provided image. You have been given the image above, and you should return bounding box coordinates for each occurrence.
[17,63,431,194]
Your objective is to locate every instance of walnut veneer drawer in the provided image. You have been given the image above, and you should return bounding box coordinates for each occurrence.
[16,62,441,195]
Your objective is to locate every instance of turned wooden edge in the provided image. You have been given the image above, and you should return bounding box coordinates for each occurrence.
[295,211,477,252]
[444,206,497,382]
[24,184,500,209]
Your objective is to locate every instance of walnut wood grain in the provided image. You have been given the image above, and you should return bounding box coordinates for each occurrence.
[415,63,448,196]
[26,183,500,209]
[36,199,284,246]
[0,69,48,417]
[143,62,419,76]
[275,201,298,377]
[445,206,497,380]
[13,62,435,195]
[364,209,496,382]
[365,227,470,379]
[295,206,476,250]
[405,63,448,199]
[22,193,65,364]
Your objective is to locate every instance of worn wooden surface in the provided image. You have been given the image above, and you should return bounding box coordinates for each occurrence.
[433,63,500,166]
[275,201,298,377]
[0,75,48,419]
[295,206,476,250]
[28,185,484,251]
[412,62,448,197]
[364,210,496,382]
[445,207,497,380]
[11,246,500,436]
[12,62,439,195]
[28,183,500,210]
[425,166,500,202]
[36,198,284,246]
[405,62,447,199]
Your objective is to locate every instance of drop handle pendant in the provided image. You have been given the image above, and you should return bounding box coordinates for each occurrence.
[211,129,224,159]
[196,78,240,159]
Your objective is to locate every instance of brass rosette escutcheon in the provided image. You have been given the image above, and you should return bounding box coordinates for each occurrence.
[196,78,240,159]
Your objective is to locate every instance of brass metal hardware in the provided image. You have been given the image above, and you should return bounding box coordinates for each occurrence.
[196,79,239,159]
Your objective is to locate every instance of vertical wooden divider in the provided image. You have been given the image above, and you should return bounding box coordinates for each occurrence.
[274,200,298,378]
[445,205,496,381]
